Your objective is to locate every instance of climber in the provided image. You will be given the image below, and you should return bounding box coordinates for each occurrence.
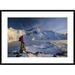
[19,35,26,53]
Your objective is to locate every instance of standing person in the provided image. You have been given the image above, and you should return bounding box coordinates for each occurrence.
[19,35,26,53]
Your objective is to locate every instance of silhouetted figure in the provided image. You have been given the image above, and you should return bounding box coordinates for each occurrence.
[19,35,26,53]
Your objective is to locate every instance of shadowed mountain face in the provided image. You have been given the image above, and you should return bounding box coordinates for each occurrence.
[25,27,67,42]
[42,31,67,40]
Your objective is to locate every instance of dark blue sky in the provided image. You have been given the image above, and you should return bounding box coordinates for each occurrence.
[8,18,67,33]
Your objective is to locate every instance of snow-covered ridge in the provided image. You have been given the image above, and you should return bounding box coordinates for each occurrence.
[8,26,67,57]
[24,26,67,45]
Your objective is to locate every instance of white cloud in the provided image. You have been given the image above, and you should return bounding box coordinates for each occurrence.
[8,27,26,42]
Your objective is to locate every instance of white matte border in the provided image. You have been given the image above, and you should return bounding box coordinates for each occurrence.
[2,11,74,64]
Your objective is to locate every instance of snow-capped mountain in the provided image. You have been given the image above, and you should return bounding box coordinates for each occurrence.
[8,26,67,57]
[25,26,67,41]
[42,31,67,40]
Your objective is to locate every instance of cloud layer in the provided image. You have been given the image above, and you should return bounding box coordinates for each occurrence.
[8,27,25,42]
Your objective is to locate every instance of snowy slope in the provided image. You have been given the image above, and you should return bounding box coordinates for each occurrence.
[8,26,67,57]
[24,26,67,41]
[22,27,66,57]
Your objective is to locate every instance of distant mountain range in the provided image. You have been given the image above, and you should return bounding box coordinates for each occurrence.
[25,27,67,41]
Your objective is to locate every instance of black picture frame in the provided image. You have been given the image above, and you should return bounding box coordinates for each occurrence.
[0,10,75,65]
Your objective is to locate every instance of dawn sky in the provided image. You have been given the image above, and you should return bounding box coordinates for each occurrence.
[8,18,67,33]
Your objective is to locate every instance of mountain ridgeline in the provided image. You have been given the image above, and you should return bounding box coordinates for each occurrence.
[25,27,67,41]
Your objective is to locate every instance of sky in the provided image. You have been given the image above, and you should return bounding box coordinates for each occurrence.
[8,18,67,34]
